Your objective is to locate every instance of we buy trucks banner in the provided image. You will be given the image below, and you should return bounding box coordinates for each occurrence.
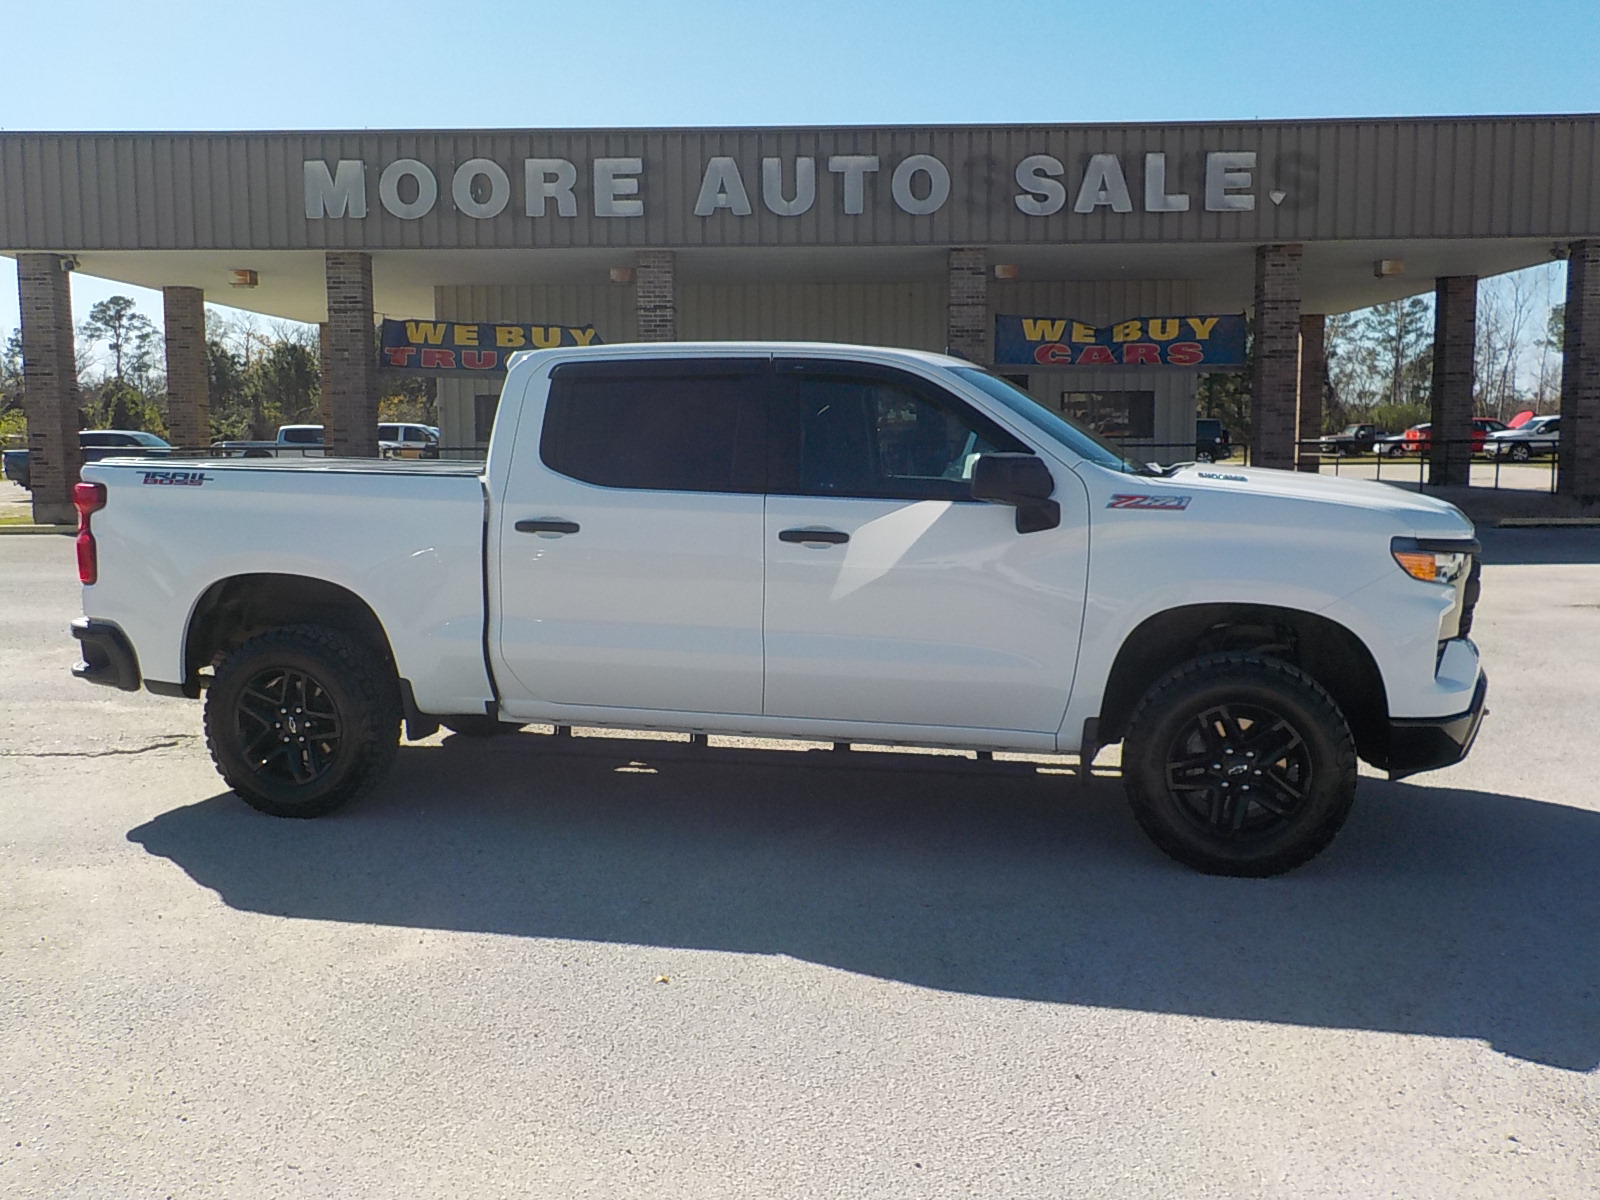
[379,319,602,374]
[995,313,1246,368]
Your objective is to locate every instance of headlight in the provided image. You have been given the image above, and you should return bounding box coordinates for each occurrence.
[1391,536,1479,585]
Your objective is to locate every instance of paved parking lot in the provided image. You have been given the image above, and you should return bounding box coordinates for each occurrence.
[2,522,1598,1198]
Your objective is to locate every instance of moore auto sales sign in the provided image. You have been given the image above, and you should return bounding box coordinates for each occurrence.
[304,148,1275,224]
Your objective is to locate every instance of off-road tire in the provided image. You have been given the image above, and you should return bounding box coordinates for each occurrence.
[204,625,400,818]
[1121,653,1358,877]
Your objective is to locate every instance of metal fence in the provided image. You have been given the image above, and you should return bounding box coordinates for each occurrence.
[1295,438,1561,493]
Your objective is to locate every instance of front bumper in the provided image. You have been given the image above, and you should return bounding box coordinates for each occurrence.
[70,618,142,691]
[1385,669,1488,780]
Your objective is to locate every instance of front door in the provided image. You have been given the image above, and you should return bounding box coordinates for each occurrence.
[761,360,1088,734]
[494,358,769,716]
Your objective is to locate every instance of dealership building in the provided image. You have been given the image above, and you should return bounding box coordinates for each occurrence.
[4,116,1599,521]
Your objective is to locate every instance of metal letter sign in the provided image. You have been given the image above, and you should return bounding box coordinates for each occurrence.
[994,314,1247,368]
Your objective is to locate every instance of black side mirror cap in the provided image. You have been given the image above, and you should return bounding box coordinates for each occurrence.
[970,453,1061,533]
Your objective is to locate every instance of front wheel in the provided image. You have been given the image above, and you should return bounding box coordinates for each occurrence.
[1121,653,1357,877]
[204,625,400,818]
[1509,443,1532,462]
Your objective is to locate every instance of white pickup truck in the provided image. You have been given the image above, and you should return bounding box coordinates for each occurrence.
[69,343,1487,876]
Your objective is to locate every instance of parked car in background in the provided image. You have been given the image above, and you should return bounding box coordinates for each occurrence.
[212,424,442,459]
[210,424,326,458]
[1488,415,1561,461]
[1379,418,1509,457]
[1317,423,1390,456]
[1194,418,1232,462]
[2,430,172,489]
[378,423,441,459]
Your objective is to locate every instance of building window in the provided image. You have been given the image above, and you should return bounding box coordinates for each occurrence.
[1059,391,1156,443]
[474,394,499,444]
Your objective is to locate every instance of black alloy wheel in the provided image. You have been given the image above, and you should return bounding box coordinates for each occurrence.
[1162,700,1314,841]
[234,666,343,787]
[1122,653,1357,876]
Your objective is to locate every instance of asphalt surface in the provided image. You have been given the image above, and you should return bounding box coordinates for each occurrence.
[2,520,1598,1198]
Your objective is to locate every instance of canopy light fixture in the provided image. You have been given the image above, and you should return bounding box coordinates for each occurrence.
[609,267,635,284]
[1373,259,1405,278]
[993,263,1019,280]
[229,269,259,288]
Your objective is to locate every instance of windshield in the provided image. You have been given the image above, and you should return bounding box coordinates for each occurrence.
[949,368,1147,474]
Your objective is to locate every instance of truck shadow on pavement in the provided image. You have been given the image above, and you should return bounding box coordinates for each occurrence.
[128,734,1600,1072]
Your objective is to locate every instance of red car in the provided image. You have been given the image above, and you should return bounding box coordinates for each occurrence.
[1381,418,1508,456]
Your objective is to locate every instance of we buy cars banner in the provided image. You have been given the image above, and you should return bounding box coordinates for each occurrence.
[994,313,1246,368]
[379,319,602,374]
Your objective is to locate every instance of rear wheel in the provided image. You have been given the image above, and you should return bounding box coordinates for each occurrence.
[204,625,400,818]
[1121,653,1357,877]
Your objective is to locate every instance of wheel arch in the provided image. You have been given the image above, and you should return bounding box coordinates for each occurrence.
[1097,603,1391,766]
[184,573,397,692]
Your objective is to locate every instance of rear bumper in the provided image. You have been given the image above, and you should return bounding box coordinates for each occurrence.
[70,618,141,691]
[1385,670,1488,781]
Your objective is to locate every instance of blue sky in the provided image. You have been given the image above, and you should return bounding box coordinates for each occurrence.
[3,0,1597,335]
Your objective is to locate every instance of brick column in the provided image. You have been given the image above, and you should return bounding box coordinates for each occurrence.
[947,248,990,364]
[1560,240,1600,503]
[1297,313,1326,472]
[317,322,333,428]
[1250,244,1302,469]
[17,254,84,525]
[1429,276,1478,488]
[162,286,210,450]
[635,250,676,342]
[323,252,377,457]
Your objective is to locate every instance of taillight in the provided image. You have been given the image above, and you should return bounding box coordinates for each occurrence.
[73,482,106,585]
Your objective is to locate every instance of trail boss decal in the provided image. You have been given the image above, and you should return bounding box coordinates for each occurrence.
[141,471,210,486]
[1107,493,1192,510]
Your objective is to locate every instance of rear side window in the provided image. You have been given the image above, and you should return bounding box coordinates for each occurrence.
[541,359,767,493]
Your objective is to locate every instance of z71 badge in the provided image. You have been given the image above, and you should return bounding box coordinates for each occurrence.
[141,470,211,487]
[1107,493,1191,510]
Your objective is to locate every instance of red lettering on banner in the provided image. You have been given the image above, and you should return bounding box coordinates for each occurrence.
[420,348,457,369]
[1122,343,1161,365]
[1076,345,1116,366]
[461,350,498,370]
[1166,341,1204,365]
[384,346,418,367]
[1033,342,1073,365]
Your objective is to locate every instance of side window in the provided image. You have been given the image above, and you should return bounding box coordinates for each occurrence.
[770,365,1030,500]
[541,360,766,493]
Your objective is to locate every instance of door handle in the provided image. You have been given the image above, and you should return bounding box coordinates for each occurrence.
[779,527,850,546]
[515,518,580,536]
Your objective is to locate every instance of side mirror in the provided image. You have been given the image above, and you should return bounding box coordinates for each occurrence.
[970,453,1061,534]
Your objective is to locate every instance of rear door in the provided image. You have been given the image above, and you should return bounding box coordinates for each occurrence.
[494,357,770,716]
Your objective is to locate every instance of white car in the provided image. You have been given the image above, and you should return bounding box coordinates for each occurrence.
[1488,415,1561,461]
[69,343,1487,877]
